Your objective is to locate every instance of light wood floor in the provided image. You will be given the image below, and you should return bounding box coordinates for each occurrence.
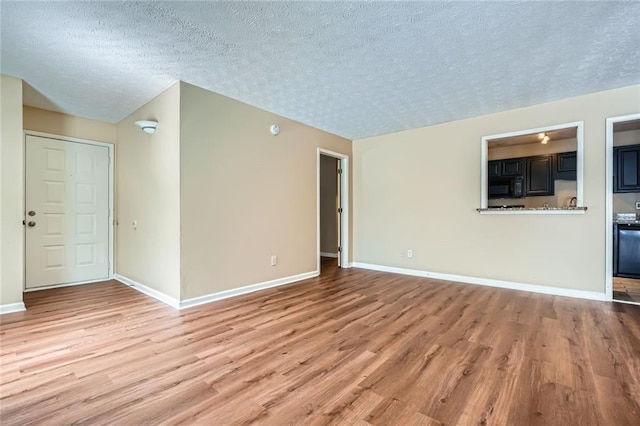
[613,276,640,304]
[2,259,640,425]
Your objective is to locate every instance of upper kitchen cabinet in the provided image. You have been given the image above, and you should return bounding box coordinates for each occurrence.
[488,158,525,177]
[488,160,501,177]
[526,155,554,196]
[614,144,640,193]
[555,151,577,181]
[502,158,525,176]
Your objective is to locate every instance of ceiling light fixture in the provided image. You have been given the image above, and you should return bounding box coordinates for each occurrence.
[540,133,550,144]
[135,120,158,134]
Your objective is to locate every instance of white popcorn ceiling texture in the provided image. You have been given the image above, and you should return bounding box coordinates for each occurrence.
[1,1,639,139]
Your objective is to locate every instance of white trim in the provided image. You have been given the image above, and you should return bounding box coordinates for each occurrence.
[481,136,488,207]
[179,270,318,310]
[0,303,26,315]
[479,209,586,215]
[24,130,113,147]
[352,262,606,302]
[23,131,116,287]
[605,113,640,301]
[320,252,338,258]
[23,278,109,292]
[317,148,349,270]
[481,121,584,210]
[114,274,180,309]
[115,271,319,311]
[612,299,640,307]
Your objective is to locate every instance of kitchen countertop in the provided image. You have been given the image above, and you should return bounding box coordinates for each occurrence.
[614,219,640,225]
[614,213,640,225]
[477,206,588,212]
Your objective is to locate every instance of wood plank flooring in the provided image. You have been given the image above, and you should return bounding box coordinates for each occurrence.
[2,258,640,425]
[613,276,640,304]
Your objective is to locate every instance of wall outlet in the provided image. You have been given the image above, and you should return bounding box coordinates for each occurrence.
[132,220,137,230]
[636,202,640,210]
[400,251,405,257]
[270,255,277,266]
[407,249,413,258]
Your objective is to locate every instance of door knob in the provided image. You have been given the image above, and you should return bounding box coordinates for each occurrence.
[28,221,36,227]
[28,210,36,216]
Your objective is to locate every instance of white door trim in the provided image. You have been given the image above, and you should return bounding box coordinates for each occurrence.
[317,148,350,271]
[605,113,640,302]
[23,131,115,288]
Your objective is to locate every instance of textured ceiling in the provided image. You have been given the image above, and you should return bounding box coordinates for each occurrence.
[1,1,639,140]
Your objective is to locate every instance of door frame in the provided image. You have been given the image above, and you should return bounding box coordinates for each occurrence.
[605,113,640,303]
[23,131,115,291]
[317,148,349,271]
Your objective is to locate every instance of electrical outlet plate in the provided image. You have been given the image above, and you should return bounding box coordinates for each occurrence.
[636,202,640,210]
[407,249,413,258]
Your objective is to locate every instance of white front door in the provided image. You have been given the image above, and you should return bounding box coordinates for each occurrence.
[25,135,110,289]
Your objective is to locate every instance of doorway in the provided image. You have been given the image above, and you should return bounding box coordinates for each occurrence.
[24,134,113,290]
[605,114,640,305]
[317,148,349,272]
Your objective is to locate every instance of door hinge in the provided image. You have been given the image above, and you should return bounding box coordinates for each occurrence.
[338,168,342,174]
[338,246,342,253]
[338,207,343,213]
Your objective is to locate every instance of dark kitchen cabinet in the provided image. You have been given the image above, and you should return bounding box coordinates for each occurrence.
[555,152,577,181]
[614,144,640,193]
[502,159,525,176]
[526,155,554,196]
[488,159,524,177]
[488,160,501,177]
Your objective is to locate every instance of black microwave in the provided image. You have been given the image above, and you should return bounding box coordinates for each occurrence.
[489,175,524,198]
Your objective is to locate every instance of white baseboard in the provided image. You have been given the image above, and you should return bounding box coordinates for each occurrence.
[0,302,26,315]
[115,271,320,310]
[179,270,319,309]
[114,274,180,309]
[320,252,338,258]
[351,262,606,302]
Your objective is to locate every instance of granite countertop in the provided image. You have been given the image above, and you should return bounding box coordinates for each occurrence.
[614,219,640,225]
[477,206,588,212]
[614,213,640,224]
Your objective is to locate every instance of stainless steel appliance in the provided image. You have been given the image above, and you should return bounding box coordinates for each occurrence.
[614,223,640,278]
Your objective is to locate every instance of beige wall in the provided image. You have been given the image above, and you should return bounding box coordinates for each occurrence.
[116,82,181,300]
[320,155,338,254]
[613,129,640,147]
[353,84,640,293]
[613,192,639,214]
[179,82,351,300]
[0,75,24,306]
[23,106,117,144]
